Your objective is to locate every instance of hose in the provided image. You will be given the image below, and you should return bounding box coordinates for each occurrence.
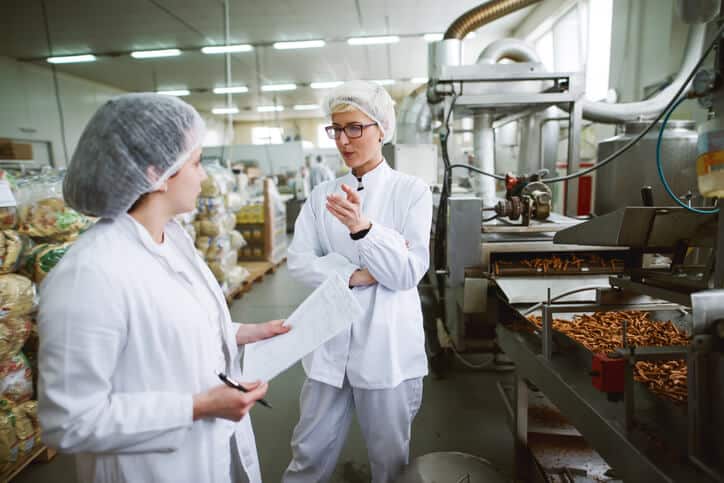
[444,0,543,39]
[656,95,719,214]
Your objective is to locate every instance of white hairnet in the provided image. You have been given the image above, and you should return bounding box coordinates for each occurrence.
[63,93,205,218]
[323,81,396,143]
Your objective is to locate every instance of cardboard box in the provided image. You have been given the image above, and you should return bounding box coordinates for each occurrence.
[0,140,33,160]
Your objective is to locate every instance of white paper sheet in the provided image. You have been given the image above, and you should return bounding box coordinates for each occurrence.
[242,274,362,382]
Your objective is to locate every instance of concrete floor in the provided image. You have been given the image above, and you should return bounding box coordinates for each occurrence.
[16,265,514,482]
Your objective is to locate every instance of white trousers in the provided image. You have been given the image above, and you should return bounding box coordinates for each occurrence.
[283,377,424,483]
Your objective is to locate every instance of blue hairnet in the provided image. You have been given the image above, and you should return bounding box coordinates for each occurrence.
[63,93,205,218]
[323,81,396,143]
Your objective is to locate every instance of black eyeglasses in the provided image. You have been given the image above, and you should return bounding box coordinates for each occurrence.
[325,122,377,140]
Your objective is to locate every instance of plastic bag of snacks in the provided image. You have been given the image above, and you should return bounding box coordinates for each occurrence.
[196,196,226,218]
[0,411,17,470]
[0,353,33,405]
[15,173,91,242]
[201,163,235,197]
[225,192,244,213]
[236,204,265,224]
[20,242,71,284]
[0,230,27,275]
[0,208,17,231]
[0,317,31,362]
[199,214,236,237]
[208,250,239,283]
[0,275,36,319]
[225,265,249,289]
[228,230,246,251]
[195,236,232,261]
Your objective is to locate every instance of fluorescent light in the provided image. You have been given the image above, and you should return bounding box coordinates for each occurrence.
[201,44,253,54]
[310,81,343,89]
[212,107,239,115]
[131,49,181,59]
[274,40,325,50]
[423,33,444,42]
[465,31,477,39]
[410,77,428,84]
[47,54,96,64]
[213,86,249,94]
[347,35,400,46]
[261,83,297,92]
[372,79,395,86]
[257,105,285,112]
[157,89,190,96]
[293,104,320,111]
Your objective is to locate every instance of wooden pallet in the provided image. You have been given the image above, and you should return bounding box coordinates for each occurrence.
[225,258,286,304]
[2,443,56,482]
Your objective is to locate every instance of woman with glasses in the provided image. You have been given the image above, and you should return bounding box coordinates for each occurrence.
[284,81,432,483]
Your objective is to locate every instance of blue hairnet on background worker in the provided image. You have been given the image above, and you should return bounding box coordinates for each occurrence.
[284,80,433,483]
[37,93,288,483]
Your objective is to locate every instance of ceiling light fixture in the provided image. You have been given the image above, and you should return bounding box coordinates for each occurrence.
[273,40,326,50]
[201,44,253,54]
[261,83,297,92]
[423,33,444,42]
[293,104,320,111]
[212,107,239,115]
[347,35,400,46]
[310,81,343,89]
[47,54,97,64]
[157,89,191,96]
[130,49,181,59]
[213,86,249,94]
[257,105,285,112]
[372,79,396,86]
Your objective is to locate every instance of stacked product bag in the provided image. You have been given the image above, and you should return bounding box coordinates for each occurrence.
[194,164,248,295]
[0,274,38,471]
[14,172,92,285]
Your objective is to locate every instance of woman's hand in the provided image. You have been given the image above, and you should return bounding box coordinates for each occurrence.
[236,320,290,345]
[193,382,268,421]
[349,268,377,288]
[326,184,371,233]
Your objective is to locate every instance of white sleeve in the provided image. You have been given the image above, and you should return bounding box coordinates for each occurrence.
[287,196,358,288]
[38,263,193,454]
[357,186,432,291]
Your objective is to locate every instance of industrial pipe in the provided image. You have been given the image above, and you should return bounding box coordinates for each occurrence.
[444,0,543,39]
[477,37,541,63]
[579,23,706,123]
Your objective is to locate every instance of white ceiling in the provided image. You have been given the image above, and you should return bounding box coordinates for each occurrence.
[0,0,535,121]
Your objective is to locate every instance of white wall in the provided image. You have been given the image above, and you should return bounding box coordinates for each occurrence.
[0,56,127,167]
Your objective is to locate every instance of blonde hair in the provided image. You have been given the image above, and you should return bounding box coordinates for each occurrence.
[330,103,357,114]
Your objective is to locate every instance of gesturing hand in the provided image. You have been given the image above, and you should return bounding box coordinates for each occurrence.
[326,184,371,233]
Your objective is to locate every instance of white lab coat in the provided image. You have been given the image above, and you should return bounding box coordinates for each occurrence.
[37,214,261,483]
[288,160,432,389]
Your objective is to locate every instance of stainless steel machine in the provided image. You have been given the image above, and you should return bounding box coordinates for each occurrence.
[416,0,724,480]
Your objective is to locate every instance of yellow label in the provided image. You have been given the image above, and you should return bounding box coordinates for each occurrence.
[696,151,724,176]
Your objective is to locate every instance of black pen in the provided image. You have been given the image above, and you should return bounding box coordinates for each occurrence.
[217,372,272,409]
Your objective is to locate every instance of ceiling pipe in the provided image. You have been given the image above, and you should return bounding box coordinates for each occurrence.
[444,0,543,39]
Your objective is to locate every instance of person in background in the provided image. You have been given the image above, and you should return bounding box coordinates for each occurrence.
[309,154,335,190]
[38,93,288,483]
[295,164,311,200]
[284,81,432,483]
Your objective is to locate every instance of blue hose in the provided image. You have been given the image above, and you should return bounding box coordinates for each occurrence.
[655,96,719,214]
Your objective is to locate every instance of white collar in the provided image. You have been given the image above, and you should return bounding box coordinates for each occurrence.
[345,159,390,191]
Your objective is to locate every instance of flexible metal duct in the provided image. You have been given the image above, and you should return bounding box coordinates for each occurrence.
[579,23,706,123]
[444,0,543,39]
